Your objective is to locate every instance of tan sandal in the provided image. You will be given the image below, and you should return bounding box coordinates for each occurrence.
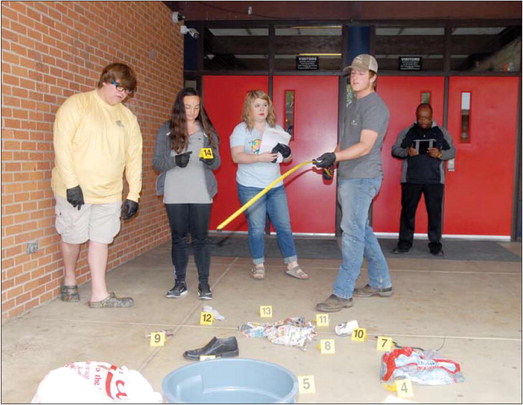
[285,265,309,280]
[251,266,265,280]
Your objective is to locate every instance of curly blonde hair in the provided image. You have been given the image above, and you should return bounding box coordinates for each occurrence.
[241,90,276,130]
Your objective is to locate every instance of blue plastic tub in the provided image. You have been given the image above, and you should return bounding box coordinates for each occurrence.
[162,358,298,403]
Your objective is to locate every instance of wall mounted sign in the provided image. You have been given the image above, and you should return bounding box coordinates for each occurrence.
[296,56,319,70]
[399,56,422,71]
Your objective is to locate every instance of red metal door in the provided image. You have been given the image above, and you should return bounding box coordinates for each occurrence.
[373,77,445,234]
[203,76,268,232]
[273,76,338,234]
[445,77,519,237]
[203,75,338,234]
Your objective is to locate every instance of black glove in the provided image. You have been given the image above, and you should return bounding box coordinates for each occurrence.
[322,164,335,181]
[200,155,215,165]
[175,151,192,168]
[122,199,138,220]
[66,185,84,210]
[313,152,336,168]
[200,137,216,166]
[271,143,291,158]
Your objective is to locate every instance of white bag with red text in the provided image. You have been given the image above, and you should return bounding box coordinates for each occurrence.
[31,361,162,403]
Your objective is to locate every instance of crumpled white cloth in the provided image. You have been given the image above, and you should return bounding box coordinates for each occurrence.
[203,305,225,320]
[239,316,316,349]
[335,320,359,336]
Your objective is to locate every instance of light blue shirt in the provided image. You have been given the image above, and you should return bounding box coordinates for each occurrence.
[230,122,284,188]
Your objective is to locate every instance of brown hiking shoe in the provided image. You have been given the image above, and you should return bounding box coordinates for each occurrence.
[353,284,393,297]
[315,294,353,312]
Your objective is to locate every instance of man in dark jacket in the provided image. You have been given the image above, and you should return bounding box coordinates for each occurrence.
[391,103,456,255]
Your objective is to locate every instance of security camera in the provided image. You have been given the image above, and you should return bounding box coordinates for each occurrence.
[180,25,200,39]
[172,11,185,23]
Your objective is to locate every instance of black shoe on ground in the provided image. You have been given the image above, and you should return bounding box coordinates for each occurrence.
[429,242,444,256]
[166,281,187,298]
[430,248,444,256]
[183,336,239,360]
[353,284,393,297]
[315,294,353,312]
[392,244,410,254]
[198,283,213,300]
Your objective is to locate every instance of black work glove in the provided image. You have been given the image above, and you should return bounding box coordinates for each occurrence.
[200,154,215,165]
[271,143,291,163]
[313,152,336,168]
[122,199,138,220]
[271,143,291,158]
[66,185,84,210]
[174,151,192,168]
[322,164,335,181]
[199,140,216,165]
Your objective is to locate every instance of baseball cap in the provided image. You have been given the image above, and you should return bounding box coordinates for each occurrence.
[344,54,378,73]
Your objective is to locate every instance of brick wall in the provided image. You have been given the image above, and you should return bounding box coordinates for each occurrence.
[1,1,183,321]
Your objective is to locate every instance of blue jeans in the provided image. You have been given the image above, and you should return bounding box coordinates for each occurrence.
[237,183,297,265]
[333,177,392,299]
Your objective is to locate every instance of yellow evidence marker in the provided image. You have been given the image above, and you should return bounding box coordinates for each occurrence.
[315,313,329,327]
[200,311,214,325]
[259,305,273,318]
[395,379,414,398]
[377,336,394,352]
[298,375,316,394]
[352,327,367,342]
[199,148,213,159]
[319,339,335,354]
[150,331,166,347]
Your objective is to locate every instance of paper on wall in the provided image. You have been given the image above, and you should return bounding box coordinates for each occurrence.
[259,128,292,163]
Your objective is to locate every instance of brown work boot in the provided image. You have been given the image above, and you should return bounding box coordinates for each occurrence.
[353,284,393,297]
[315,294,353,312]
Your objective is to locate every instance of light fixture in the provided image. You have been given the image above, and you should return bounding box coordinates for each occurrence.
[298,53,342,56]
[172,11,185,23]
[180,25,200,39]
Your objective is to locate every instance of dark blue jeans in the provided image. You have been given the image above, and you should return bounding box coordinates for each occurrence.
[165,203,212,284]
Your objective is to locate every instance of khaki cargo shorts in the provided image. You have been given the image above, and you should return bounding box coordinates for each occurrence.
[54,195,122,244]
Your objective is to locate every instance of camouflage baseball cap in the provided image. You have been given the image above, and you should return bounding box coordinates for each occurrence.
[344,54,378,73]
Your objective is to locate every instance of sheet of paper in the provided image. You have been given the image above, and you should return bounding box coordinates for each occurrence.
[259,127,291,163]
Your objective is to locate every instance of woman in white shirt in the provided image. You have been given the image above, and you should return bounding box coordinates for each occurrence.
[230,90,308,281]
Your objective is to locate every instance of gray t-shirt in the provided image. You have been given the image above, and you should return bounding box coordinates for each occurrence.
[338,92,389,179]
[163,128,212,204]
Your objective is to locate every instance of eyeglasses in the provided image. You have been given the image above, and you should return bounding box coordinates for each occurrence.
[111,80,135,95]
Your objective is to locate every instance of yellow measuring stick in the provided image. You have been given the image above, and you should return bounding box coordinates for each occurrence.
[217,160,313,230]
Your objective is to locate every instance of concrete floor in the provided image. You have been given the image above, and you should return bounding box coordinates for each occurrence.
[2,239,521,403]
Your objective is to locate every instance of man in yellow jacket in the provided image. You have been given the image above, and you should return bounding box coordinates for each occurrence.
[51,63,142,308]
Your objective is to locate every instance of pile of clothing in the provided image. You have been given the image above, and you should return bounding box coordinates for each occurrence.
[239,316,316,350]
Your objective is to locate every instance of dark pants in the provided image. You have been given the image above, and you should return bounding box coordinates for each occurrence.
[165,203,212,284]
[398,183,444,251]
